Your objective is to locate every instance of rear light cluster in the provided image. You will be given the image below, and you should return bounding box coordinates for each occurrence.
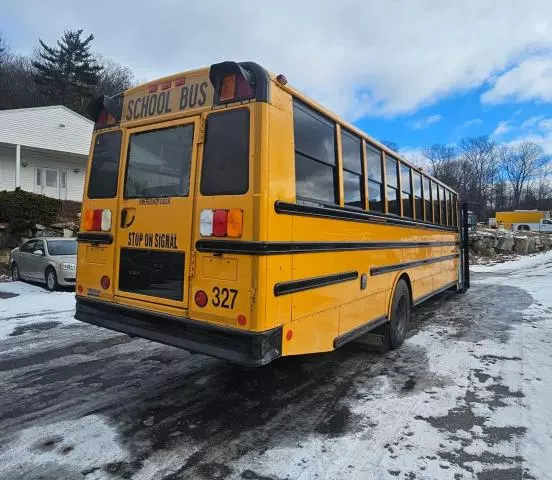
[84,209,112,232]
[200,209,243,237]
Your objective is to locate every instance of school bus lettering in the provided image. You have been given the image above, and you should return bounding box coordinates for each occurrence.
[127,232,178,249]
[123,79,210,122]
[77,61,468,368]
[179,81,208,110]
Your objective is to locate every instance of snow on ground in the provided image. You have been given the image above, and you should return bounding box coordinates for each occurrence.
[0,281,76,340]
[471,249,552,273]
[0,253,551,479]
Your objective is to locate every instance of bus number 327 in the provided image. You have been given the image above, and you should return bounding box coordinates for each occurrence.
[212,287,238,309]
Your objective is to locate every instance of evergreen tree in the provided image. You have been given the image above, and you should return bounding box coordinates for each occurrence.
[32,29,102,114]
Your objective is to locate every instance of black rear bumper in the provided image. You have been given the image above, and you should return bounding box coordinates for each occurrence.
[75,297,282,366]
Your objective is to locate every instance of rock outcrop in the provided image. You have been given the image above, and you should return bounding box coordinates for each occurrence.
[471,228,552,257]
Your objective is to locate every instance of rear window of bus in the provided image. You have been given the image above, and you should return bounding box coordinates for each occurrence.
[200,108,249,196]
[125,125,194,198]
[87,131,122,199]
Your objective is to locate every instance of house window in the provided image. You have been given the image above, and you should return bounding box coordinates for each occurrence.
[36,168,42,186]
[60,171,67,189]
[45,169,57,187]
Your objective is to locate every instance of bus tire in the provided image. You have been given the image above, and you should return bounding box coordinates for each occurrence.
[389,279,411,349]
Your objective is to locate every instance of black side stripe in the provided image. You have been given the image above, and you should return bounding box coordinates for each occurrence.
[76,232,113,244]
[275,201,458,233]
[196,240,457,255]
[371,254,459,276]
[274,271,358,296]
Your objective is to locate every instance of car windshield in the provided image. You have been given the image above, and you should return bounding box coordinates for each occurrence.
[46,240,77,256]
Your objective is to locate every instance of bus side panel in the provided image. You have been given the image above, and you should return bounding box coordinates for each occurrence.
[281,306,339,356]
[262,92,295,331]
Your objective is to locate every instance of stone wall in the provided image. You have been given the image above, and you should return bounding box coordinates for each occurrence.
[470,229,552,257]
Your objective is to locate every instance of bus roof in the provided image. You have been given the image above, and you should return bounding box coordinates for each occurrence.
[118,61,457,195]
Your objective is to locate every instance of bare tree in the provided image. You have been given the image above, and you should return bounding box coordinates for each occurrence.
[458,136,498,218]
[423,144,459,186]
[381,139,399,152]
[500,141,545,209]
[0,33,8,67]
[93,55,135,97]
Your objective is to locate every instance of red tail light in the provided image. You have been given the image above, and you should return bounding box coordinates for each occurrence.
[213,210,228,237]
[195,290,208,307]
[101,276,110,289]
[92,210,102,231]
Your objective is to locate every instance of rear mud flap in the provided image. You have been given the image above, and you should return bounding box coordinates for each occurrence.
[352,322,390,353]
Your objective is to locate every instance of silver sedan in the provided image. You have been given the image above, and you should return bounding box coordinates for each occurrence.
[9,237,77,291]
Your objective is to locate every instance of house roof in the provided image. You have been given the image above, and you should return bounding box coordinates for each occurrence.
[0,105,93,156]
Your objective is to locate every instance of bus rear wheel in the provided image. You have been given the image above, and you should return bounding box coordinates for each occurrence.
[389,279,411,349]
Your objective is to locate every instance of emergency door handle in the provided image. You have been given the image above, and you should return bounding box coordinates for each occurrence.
[121,208,136,228]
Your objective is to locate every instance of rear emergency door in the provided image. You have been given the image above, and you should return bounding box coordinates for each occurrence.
[114,116,200,310]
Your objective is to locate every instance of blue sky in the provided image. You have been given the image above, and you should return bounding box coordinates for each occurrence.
[3,1,552,160]
[357,85,552,157]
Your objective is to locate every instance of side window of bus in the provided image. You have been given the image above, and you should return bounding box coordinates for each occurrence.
[400,163,412,218]
[201,108,250,196]
[440,186,446,225]
[341,129,363,208]
[366,144,384,213]
[447,191,453,226]
[87,131,122,199]
[386,156,400,215]
[413,171,423,220]
[293,100,338,205]
[432,181,440,224]
[422,176,431,222]
[452,194,458,226]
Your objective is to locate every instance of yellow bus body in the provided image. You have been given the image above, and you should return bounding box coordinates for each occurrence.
[75,61,461,366]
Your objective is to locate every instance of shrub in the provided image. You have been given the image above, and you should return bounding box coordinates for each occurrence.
[60,199,82,220]
[0,189,61,233]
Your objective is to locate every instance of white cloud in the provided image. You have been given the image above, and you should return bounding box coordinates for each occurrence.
[400,147,431,170]
[3,1,552,119]
[409,114,442,130]
[492,120,512,137]
[481,55,552,105]
[506,116,552,154]
[463,118,483,127]
[520,115,545,129]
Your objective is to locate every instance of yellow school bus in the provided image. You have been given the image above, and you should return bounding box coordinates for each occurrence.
[75,61,467,366]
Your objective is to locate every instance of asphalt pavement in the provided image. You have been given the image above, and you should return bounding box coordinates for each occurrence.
[0,253,551,480]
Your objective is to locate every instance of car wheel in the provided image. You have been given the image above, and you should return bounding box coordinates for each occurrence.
[389,279,411,349]
[45,267,59,292]
[11,263,20,281]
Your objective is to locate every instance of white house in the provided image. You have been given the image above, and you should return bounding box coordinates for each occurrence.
[0,106,93,201]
